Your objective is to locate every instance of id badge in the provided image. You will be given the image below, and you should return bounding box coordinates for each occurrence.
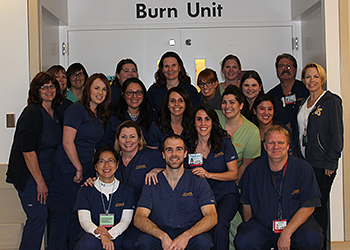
[100,213,114,227]
[188,153,203,167]
[285,94,296,105]
[273,219,287,233]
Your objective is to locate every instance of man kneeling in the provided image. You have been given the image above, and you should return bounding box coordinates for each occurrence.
[134,135,217,250]
[234,125,323,250]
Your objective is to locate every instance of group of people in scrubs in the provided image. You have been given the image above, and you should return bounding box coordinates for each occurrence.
[7,51,342,250]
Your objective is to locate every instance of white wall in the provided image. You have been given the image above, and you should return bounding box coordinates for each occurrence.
[42,0,68,25]
[0,0,30,163]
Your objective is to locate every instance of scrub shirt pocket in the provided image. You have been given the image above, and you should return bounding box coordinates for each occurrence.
[179,195,199,218]
[289,193,301,213]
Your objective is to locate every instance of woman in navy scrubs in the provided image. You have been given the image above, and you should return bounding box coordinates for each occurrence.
[7,72,62,249]
[110,59,139,104]
[74,146,134,250]
[66,63,89,103]
[53,73,112,248]
[148,51,199,113]
[148,86,193,149]
[184,103,239,250]
[98,78,154,147]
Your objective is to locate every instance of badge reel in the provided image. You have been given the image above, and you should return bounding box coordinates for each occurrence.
[273,219,287,233]
[188,153,203,168]
[284,94,296,105]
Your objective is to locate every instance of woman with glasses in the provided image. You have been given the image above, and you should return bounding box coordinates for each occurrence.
[74,146,134,250]
[53,73,112,248]
[7,72,63,249]
[66,63,89,103]
[197,68,222,110]
[148,51,199,113]
[147,86,193,150]
[111,59,139,104]
[98,78,154,147]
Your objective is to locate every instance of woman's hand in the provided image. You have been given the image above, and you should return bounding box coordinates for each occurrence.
[37,181,48,204]
[192,167,211,179]
[94,226,112,238]
[101,235,114,250]
[325,169,335,177]
[145,168,164,185]
[73,170,83,183]
[82,177,96,187]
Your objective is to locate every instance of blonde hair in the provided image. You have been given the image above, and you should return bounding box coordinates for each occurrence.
[114,120,146,153]
[263,125,291,145]
[302,62,327,87]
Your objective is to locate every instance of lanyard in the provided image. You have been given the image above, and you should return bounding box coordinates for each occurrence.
[120,154,136,185]
[99,179,115,215]
[271,160,288,220]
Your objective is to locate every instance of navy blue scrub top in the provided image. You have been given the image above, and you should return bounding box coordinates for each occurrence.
[137,169,215,231]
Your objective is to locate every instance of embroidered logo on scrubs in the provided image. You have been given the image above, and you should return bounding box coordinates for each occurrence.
[136,164,146,169]
[233,143,242,148]
[182,192,193,197]
[313,106,322,116]
[292,189,300,195]
[115,203,125,207]
[214,152,224,158]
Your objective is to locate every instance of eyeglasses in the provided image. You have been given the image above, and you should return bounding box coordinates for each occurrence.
[70,72,84,79]
[125,90,144,97]
[97,158,117,166]
[198,81,214,88]
[277,64,293,70]
[40,85,56,91]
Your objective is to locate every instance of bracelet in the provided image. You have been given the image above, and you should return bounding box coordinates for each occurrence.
[76,169,83,172]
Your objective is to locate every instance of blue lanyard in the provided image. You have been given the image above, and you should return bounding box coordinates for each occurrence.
[99,179,115,215]
[271,160,288,220]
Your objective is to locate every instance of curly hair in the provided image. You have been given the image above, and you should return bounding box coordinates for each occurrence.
[156,86,193,135]
[114,78,153,132]
[184,103,228,154]
[80,73,112,127]
[27,72,62,109]
[154,51,191,88]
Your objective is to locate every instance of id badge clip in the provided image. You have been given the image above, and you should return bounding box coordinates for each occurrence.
[188,153,203,167]
[100,213,114,227]
[272,219,287,233]
[285,94,296,105]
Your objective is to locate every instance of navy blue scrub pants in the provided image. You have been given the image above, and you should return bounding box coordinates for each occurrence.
[122,222,142,250]
[74,233,123,250]
[17,176,47,250]
[136,229,213,250]
[210,192,239,250]
[234,217,323,250]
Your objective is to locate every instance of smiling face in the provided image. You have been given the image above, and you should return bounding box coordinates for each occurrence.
[162,57,180,81]
[221,94,243,119]
[168,91,186,117]
[276,58,297,82]
[89,78,107,109]
[123,82,144,111]
[198,80,218,100]
[95,151,118,183]
[303,67,323,93]
[195,109,212,138]
[254,101,274,126]
[264,130,289,162]
[222,59,241,82]
[117,63,138,85]
[118,127,140,154]
[39,81,56,104]
[241,78,261,102]
[70,69,85,90]
[162,137,187,170]
[55,70,67,93]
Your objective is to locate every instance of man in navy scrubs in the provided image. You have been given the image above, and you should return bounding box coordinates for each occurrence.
[234,125,323,250]
[134,134,217,250]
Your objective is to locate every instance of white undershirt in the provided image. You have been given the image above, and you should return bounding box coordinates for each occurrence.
[297,91,325,157]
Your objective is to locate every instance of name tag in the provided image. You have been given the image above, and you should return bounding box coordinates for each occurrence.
[100,213,114,227]
[188,153,203,167]
[285,94,296,105]
[273,219,287,233]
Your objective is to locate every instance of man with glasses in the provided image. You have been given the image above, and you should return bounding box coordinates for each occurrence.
[267,53,309,139]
